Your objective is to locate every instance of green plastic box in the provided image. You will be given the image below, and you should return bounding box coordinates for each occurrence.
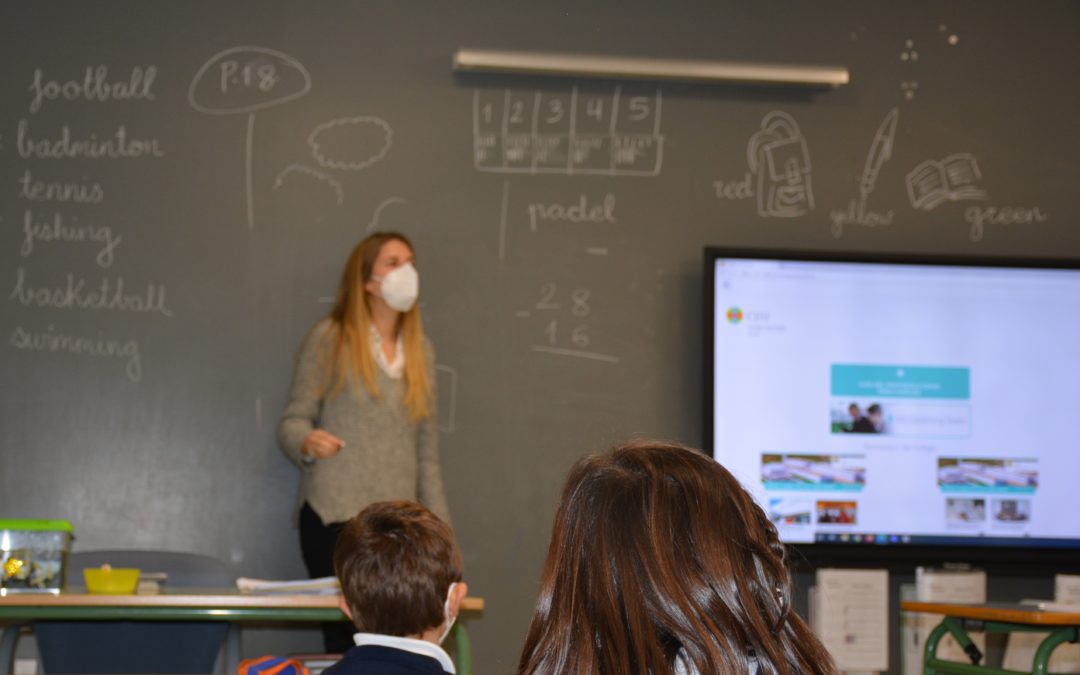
[0,519,74,594]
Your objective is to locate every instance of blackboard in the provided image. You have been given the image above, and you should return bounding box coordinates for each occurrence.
[3,1,1079,670]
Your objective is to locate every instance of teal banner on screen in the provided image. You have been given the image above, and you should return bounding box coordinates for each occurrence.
[830,364,970,399]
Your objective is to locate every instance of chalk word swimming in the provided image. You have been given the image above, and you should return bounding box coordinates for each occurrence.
[9,324,142,382]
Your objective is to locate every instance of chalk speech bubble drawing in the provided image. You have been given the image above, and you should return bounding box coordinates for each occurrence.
[308,116,393,171]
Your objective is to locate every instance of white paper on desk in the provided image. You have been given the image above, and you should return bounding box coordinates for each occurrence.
[899,583,921,675]
[814,568,889,672]
[236,576,340,595]
[1057,574,1080,606]
[902,568,986,675]
[1002,575,1080,673]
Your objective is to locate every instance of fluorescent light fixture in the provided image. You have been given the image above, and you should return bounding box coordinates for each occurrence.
[453,48,849,88]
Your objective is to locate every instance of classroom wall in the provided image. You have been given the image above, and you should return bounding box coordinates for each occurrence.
[2,1,1079,671]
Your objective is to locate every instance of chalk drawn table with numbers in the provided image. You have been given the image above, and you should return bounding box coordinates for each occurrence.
[473,86,664,175]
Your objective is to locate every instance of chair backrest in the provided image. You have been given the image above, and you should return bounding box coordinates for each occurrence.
[36,549,233,675]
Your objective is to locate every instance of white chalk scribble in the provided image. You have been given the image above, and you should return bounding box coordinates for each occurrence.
[308,116,393,171]
[272,164,344,205]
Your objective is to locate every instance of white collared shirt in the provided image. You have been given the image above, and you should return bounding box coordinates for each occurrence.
[352,632,456,673]
[369,326,405,379]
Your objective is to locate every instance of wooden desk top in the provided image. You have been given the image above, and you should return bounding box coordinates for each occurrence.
[901,601,1080,626]
[0,590,484,612]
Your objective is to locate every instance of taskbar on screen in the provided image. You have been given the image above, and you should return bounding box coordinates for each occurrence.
[813,533,1080,549]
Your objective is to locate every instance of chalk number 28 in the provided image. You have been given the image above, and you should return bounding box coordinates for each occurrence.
[537,284,591,348]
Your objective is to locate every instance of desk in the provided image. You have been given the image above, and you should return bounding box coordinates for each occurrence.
[902,601,1080,675]
[0,591,484,674]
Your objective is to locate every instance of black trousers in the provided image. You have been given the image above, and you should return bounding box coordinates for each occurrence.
[299,502,355,654]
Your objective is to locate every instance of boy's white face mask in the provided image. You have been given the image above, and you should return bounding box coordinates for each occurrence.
[372,262,419,313]
[438,582,459,644]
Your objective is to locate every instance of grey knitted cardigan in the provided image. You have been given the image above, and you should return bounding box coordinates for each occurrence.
[277,318,451,525]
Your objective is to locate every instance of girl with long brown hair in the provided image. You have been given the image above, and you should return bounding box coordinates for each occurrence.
[278,231,450,652]
[518,440,836,675]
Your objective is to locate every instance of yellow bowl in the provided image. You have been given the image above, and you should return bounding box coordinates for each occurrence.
[83,567,140,594]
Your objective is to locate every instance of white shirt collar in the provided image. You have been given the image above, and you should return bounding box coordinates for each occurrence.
[352,632,455,673]
[369,326,405,379]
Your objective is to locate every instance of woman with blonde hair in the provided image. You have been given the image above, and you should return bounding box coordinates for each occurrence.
[278,231,449,651]
[518,440,836,675]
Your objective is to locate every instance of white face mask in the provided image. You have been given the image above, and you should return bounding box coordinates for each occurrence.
[373,262,419,313]
[438,582,458,644]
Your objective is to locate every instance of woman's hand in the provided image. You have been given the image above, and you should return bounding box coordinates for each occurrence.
[302,429,345,460]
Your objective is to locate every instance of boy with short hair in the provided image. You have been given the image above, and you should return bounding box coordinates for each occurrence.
[325,501,468,675]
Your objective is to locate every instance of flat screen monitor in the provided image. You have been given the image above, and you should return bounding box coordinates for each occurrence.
[704,248,1080,560]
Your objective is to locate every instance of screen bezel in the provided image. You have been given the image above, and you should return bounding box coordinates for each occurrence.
[703,246,1080,570]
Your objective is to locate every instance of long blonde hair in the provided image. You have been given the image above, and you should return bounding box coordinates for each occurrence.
[327,232,431,420]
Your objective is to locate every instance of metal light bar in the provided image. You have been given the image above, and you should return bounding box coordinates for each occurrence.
[453,48,849,88]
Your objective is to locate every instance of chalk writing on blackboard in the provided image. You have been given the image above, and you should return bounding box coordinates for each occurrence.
[273,164,344,205]
[473,87,663,175]
[21,210,122,268]
[9,267,173,316]
[829,108,898,238]
[189,46,311,228]
[521,283,618,364]
[188,46,311,115]
[368,197,408,233]
[436,365,458,434]
[308,116,393,171]
[28,66,157,115]
[906,153,987,210]
[8,324,142,382]
[965,206,1049,243]
[746,111,814,218]
[16,120,164,159]
[527,194,617,232]
[9,63,169,384]
[829,202,893,238]
[19,170,105,205]
[713,174,754,201]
